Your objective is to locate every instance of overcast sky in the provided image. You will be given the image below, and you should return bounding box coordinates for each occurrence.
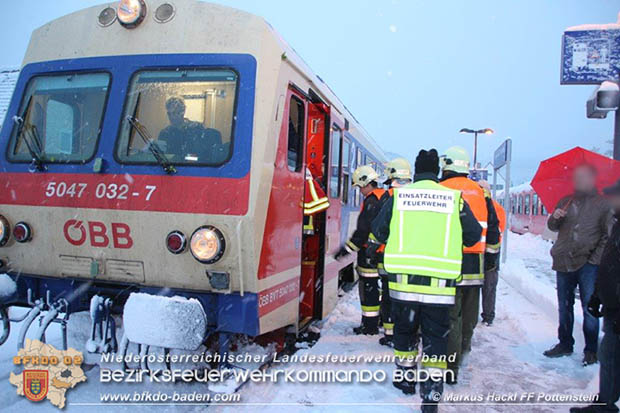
[1,0,618,183]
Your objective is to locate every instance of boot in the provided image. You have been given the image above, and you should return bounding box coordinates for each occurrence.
[582,351,598,366]
[543,343,573,358]
[353,325,379,335]
[420,379,443,412]
[379,336,394,348]
[392,366,416,395]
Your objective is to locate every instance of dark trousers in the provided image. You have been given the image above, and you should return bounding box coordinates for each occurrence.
[556,263,600,353]
[447,286,480,372]
[379,270,394,337]
[392,300,448,405]
[481,268,499,322]
[358,273,380,329]
[598,316,620,412]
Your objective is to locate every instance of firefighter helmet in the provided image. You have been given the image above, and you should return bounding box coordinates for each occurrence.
[384,158,412,181]
[441,146,470,174]
[352,165,379,187]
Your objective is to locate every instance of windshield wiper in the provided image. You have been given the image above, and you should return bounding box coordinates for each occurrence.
[12,96,46,171]
[126,116,176,174]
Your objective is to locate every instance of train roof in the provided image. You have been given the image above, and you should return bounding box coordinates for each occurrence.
[22,0,387,163]
[496,182,533,198]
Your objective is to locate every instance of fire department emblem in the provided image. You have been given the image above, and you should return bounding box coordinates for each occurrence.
[23,370,49,402]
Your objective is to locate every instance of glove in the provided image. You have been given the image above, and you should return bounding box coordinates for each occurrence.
[334,245,351,261]
[365,243,381,266]
[484,252,499,272]
[587,295,603,318]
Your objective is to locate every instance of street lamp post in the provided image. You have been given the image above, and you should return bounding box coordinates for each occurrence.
[459,128,494,169]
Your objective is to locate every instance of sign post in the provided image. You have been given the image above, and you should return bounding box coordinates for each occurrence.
[561,25,620,159]
[493,138,512,263]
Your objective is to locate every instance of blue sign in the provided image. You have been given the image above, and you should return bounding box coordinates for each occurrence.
[561,29,620,84]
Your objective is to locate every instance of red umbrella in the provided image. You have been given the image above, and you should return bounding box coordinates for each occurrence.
[531,146,620,212]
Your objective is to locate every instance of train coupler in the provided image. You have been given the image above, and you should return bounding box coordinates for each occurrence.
[86,295,118,354]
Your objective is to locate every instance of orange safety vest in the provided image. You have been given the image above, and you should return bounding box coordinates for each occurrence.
[361,188,387,211]
[374,188,392,254]
[493,199,506,240]
[441,176,488,254]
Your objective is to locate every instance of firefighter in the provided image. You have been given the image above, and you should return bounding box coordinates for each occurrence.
[478,180,506,326]
[302,167,330,234]
[439,146,500,384]
[372,149,482,411]
[335,164,387,335]
[367,158,413,347]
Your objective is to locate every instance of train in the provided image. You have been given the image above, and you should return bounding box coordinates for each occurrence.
[0,0,387,356]
[497,183,556,241]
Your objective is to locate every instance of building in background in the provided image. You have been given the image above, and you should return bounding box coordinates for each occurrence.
[0,67,20,129]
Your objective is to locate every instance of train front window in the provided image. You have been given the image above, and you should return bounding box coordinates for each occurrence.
[116,69,238,166]
[8,72,110,163]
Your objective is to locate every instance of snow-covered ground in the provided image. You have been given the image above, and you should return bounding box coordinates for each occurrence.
[0,232,601,412]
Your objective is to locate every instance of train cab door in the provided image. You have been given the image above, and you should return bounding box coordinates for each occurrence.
[298,90,330,325]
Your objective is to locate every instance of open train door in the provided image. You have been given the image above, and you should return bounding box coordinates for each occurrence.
[298,91,330,325]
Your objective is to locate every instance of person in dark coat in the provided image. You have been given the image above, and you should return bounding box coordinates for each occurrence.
[544,164,613,365]
[570,178,620,412]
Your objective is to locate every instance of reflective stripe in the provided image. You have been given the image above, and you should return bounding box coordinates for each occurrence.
[456,278,484,286]
[384,254,461,265]
[357,266,379,278]
[443,213,451,256]
[386,265,460,276]
[361,305,380,312]
[383,322,394,336]
[394,350,418,367]
[398,210,404,252]
[304,201,329,215]
[346,240,359,252]
[389,289,455,305]
[362,311,380,317]
[479,221,488,228]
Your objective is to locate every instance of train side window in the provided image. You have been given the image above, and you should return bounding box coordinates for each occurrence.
[510,196,515,214]
[541,203,548,216]
[357,148,363,168]
[329,126,342,198]
[342,138,351,204]
[287,95,305,172]
[533,194,539,216]
[517,195,522,214]
[524,194,530,215]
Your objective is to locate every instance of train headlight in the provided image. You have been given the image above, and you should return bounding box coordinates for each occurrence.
[190,226,226,264]
[0,216,10,247]
[13,222,32,243]
[117,0,147,29]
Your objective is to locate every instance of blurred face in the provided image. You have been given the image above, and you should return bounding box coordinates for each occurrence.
[573,165,597,193]
[166,101,185,127]
[360,184,375,196]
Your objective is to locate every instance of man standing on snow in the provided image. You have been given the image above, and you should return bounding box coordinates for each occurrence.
[372,149,481,412]
[570,178,620,413]
[478,180,506,326]
[439,147,501,383]
[544,164,613,366]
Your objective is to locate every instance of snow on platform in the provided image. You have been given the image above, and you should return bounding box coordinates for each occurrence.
[0,232,600,412]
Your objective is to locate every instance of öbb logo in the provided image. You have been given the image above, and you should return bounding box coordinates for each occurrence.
[63,220,133,249]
